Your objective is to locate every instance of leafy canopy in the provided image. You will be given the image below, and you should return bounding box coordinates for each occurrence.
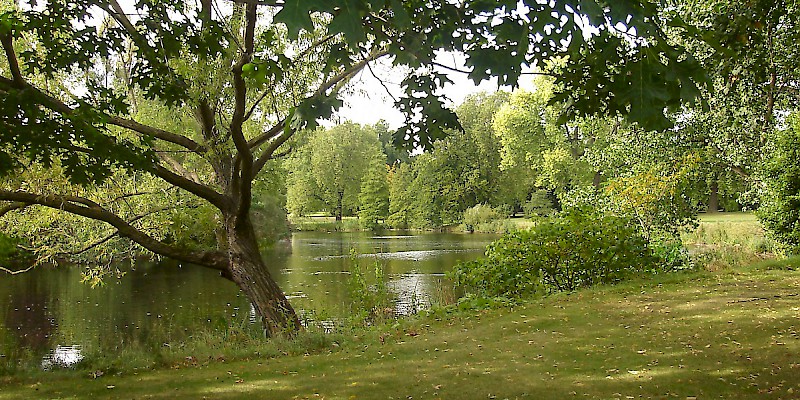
[0,0,707,184]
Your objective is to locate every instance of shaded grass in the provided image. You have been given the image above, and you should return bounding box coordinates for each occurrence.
[2,267,799,399]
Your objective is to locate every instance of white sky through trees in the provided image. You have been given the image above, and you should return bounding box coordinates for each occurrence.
[336,53,537,128]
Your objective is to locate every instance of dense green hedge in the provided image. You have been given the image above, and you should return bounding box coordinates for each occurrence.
[452,209,661,299]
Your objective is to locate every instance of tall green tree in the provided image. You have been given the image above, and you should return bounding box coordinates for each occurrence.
[358,161,389,230]
[286,122,383,220]
[0,0,707,334]
[494,79,617,202]
[387,162,415,229]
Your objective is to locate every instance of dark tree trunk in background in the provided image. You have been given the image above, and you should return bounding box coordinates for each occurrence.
[335,191,344,221]
[225,218,301,337]
[707,180,720,213]
[592,171,602,189]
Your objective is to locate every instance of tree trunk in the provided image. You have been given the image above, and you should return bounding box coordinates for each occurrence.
[225,218,301,337]
[707,180,720,214]
[335,191,343,221]
[592,171,602,189]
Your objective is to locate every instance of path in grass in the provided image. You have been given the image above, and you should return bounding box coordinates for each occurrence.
[2,268,798,399]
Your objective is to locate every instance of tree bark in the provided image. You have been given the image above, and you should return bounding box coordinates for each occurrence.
[225,217,301,337]
[592,171,602,189]
[707,180,720,214]
[335,191,344,221]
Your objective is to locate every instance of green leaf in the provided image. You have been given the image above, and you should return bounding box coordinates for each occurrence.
[328,0,368,48]
[389,0,411,29]
[274,0,326,39]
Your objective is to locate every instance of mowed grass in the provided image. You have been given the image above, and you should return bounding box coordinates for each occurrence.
[2,266,798,399]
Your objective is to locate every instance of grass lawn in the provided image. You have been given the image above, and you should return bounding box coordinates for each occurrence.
[697,212,759,224]
[2,265,799,399]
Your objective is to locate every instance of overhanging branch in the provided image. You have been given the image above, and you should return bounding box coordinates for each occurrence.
[0,190,229,271]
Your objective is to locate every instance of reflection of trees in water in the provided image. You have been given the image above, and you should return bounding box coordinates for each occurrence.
[387,273,436,316]
[3,271,57,353]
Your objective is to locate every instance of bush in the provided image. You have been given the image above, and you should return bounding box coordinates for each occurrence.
[462,204,502,232]
[452,209,660,299]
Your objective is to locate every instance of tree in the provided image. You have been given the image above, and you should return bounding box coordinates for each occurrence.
[664,0,800,211]
[758,115,800,253]
[0,0,706,335]
[493,79,617,203]
[358,161,389,230]
[286,122,383,220]
[387,162,414,229]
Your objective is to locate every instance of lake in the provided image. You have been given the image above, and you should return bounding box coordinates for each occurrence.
[0,231,495,370]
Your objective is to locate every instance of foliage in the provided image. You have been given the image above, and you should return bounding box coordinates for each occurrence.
[286,122,384,220]
[493,80,617,201]
[376,121,410,166]
[462,204,501,232]
[453,209,660,300]
[523,189,556,218]
[758,116,800,254]
[603,154,701,239]
[358,162,389,230]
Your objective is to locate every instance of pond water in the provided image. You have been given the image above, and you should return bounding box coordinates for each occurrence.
[0,231,495,369]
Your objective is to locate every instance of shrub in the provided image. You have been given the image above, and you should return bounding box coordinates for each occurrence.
[463,204,502,232]
[452,208,660,299]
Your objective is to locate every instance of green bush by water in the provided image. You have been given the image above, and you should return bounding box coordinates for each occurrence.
[452,209,667,300]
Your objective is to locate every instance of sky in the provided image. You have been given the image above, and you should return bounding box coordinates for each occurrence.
[334,54,538,129]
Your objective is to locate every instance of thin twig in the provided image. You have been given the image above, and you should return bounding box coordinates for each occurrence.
[0,265,35,275]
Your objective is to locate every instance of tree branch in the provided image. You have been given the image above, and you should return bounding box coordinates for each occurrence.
[1,33,23,85]
[0,265,35,275]
[105,0,140,39]
[0,202,28,218]
[0,190,229,271]
[155,152,202,184]
[60,144,227,211]
[151,164,229,210]
[230,3,258,228]
[248,118,286,150]
[431,61,556,78]
[109,116,207,154]
[252,50,391,174]
[62,204,179,256]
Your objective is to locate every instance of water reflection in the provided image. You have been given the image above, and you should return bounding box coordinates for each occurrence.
[42,345,83,370]
[0,231,495,368]
[388,273,439,315]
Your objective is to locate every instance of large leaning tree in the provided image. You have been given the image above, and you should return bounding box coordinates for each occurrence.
[0,0,706,336]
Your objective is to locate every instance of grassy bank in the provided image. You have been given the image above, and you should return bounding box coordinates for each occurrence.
[289,215,363,232]
[2,263,799,399]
